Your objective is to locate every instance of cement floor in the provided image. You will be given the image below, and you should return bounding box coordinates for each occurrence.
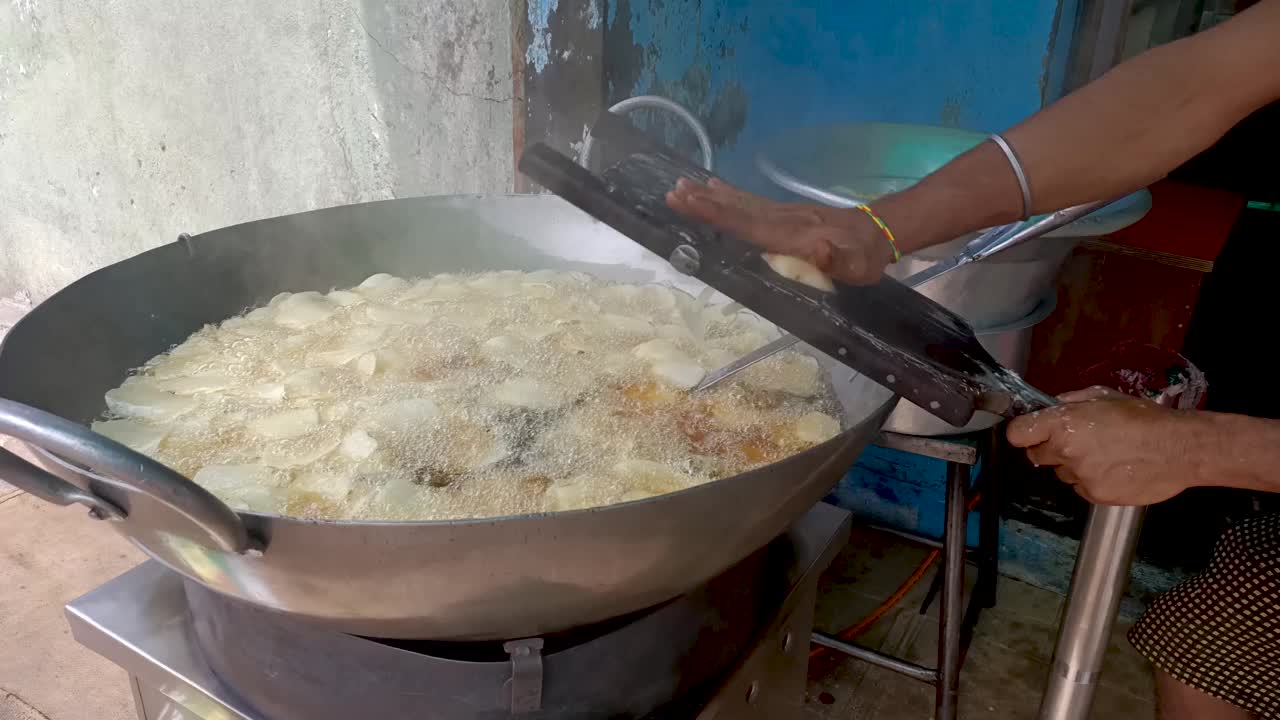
[0,491,143,720]
[804,527,1156,719]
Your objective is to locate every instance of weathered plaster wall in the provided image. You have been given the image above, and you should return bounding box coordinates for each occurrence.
[0,0,513,301]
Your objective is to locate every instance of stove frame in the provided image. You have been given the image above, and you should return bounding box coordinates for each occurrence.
[66,503,851,720]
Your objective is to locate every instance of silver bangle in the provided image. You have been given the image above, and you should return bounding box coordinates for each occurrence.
[990,133,1032,220]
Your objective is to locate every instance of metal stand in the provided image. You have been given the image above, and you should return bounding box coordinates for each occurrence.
[1037,505,1145,720]
[815,429,1002,720]
[935,460,969,717]
[816,424,1151,720]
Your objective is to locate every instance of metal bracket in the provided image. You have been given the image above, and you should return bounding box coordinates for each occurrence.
[175,232,197,258]
[503,637,545,715]
[669,244,701,275]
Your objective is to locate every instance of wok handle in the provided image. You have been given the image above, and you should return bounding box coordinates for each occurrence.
[0,446,123,518]
[0,398,253,554]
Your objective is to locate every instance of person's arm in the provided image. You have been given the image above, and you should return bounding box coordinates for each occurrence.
[881,0,1280,254]
[669,0,1280,283]
[1005,387,1280,505]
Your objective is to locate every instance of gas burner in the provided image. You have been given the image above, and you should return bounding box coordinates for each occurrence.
[67,503,850,719]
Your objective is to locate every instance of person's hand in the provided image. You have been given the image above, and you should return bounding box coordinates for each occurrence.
[1006,386,1201,505]
[665,178,896,285]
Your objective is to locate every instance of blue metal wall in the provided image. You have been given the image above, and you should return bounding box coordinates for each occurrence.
[604,0,1075,192]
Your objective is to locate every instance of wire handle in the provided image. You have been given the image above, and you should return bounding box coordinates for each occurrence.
[579,95,714,172]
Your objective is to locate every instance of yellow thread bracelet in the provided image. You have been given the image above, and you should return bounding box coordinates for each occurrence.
[854,205,901,263]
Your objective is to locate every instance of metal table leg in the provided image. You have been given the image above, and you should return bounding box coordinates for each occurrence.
[818,433,993,717]
[977,429,1002,609]
[1038,504,1145,720]
[937,462,968,720]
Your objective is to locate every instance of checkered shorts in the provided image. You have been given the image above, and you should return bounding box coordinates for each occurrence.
[1129,514,1280,718]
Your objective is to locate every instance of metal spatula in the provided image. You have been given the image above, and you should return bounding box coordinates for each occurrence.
[519,117,1056,426]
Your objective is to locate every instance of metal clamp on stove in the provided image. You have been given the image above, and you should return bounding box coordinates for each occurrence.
[503,638,546,715]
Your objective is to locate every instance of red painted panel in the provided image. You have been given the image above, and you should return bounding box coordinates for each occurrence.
[1026,247,1206,395]
[1108,180,1244,261]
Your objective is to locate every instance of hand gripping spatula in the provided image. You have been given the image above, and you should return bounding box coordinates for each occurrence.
[518,112,1057,426]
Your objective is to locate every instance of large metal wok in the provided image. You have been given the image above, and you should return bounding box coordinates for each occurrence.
[0,194,897,640]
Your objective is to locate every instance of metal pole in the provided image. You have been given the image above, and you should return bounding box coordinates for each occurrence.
[1037,504,1145,720]
[937,462,968,720]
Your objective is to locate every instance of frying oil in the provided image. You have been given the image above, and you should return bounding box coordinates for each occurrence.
[96,271,842,521]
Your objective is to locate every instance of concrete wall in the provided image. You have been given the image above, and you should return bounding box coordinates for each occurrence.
[0,0,514,301]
